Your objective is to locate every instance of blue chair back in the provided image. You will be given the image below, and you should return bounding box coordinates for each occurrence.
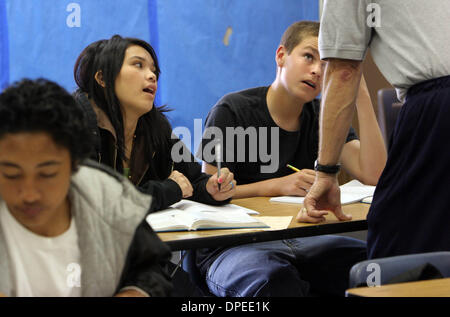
[348,251,450,289]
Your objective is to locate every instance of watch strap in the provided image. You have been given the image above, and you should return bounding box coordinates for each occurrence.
[314,162,341,174]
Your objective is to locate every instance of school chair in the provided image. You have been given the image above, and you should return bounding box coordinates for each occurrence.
[347,251,450,291]
[377,88,403,149]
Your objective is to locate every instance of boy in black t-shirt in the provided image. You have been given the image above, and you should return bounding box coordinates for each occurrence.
[195,21,387,296]
[199,22,385,200]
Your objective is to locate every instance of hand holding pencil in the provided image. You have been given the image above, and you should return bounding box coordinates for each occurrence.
[206,167,236,201]
[206,139,237,201]
[275,164,316,196]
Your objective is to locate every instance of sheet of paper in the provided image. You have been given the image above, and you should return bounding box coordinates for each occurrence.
[269,180,375,205]
[256,216,292,231]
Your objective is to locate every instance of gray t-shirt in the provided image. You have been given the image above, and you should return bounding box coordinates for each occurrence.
[319,0,450,101]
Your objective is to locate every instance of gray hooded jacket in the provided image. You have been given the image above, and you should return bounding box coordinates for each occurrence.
[0,161,172,296]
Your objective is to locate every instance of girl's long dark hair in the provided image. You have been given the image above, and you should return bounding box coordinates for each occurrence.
[74,35,173,180]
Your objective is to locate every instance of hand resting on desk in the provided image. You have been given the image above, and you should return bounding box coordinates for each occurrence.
[297,173,352,223]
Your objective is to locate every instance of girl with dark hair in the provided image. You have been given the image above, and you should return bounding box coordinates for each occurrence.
[73,35,236,211]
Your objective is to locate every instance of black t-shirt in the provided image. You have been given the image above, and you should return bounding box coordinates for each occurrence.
[197,86,358,184]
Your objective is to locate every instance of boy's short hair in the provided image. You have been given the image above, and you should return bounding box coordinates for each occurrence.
[280,21,320,54]
[0,78,93,171]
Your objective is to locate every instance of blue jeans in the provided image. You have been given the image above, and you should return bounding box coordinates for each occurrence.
[204,235,367,297]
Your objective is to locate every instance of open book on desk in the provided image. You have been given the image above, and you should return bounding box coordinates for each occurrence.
[269,180,375,205]
[146,200,270,232]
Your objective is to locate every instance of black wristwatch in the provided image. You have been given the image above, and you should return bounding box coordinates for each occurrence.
[314,161,341,174]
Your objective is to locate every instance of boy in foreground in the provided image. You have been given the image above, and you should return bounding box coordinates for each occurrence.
[0,78,172,296]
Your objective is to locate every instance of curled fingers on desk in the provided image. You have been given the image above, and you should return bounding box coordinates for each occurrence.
[297,176,352,223]
[296,206,326,224]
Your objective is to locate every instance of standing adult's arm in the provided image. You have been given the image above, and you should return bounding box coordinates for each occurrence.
[299,59,363,223]
[340,75,387,185]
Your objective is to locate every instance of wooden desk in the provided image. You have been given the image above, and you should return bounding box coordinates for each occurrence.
[346,278,450,297]
[158,197,369,251]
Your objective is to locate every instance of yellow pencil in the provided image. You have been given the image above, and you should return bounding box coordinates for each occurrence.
[286,164,300,172]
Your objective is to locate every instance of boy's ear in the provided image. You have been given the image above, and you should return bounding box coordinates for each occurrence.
[275,45,286,67]
[94,70,106,88]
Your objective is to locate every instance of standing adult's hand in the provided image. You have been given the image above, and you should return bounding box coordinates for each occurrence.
[296,173,352,223]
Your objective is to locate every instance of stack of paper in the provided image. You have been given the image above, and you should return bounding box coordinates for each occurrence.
[269,180,375,205]
[146,200,269,232]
